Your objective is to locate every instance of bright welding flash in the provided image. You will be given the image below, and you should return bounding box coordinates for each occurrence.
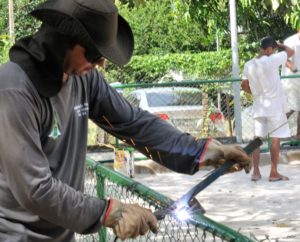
[173,207,191,222]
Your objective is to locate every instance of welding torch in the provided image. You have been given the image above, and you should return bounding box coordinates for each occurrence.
[154,137,263,220]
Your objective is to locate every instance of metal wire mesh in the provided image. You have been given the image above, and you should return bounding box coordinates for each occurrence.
[75,165,100,242]
[121,82,231,140]
[76,159,253,242]
[92,76,300,147]
[95,181,230,242]
[97,79,250,145]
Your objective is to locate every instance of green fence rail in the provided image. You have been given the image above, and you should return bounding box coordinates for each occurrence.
[76,158,254,242]
[92,74,300,152]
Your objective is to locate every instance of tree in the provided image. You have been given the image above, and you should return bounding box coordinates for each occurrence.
[117,0,299,55]
[0,0,8,35]
[238,0,298,42]
[181,0,298,46]
[0,0,299,54]
[14,0,42,39]
[118,0,217,55]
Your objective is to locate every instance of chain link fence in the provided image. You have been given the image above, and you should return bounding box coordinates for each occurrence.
[96,74,300,147]
[110,79,236,143]
[109,79,237,144]
[76,158,253,242]
[80,75,300,241]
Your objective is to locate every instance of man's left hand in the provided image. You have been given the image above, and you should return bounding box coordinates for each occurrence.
[199,139,252,173]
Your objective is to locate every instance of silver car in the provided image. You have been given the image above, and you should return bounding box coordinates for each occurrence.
[125,87,226,137]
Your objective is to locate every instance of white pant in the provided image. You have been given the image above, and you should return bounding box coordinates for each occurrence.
[254,114,290,138]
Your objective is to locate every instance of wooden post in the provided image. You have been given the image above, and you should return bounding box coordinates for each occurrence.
[225,93,233,137]
[200,92,209,137]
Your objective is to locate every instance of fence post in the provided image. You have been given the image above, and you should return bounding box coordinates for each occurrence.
[97,173,107,241]
[8,0,15,41]
[229,0,242,142]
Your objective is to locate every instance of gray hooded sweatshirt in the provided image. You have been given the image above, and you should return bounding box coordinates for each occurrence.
[0,27,207,242]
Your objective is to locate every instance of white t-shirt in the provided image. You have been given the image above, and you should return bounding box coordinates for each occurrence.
[282,33,300,75]
[242,51,289,118]
[282,33,300,87]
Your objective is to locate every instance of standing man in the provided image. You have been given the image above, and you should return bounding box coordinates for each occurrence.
[0,0,251,241]
[282,29,300,139]
[241,36,294,182]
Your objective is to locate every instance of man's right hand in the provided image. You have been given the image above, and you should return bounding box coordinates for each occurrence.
[103,199,158,240]
[199,139,252,173]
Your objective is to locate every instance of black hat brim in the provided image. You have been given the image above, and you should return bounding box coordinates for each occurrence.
[31,0,134,66]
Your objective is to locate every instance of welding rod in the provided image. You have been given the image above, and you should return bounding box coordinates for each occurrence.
[154,137,263,220]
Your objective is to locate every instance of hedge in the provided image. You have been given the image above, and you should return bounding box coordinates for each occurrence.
[104,50,234,84]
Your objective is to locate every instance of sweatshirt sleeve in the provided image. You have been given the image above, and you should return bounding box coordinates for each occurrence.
[88,71,208,175]
[0,89,107,234]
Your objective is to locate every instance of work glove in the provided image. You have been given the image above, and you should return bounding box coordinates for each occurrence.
[199,139,251,173]
[103,199,158,240]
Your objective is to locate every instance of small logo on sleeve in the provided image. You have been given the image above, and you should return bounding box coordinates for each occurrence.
[74,103,89,117]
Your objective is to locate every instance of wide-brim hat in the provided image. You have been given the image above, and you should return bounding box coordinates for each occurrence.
[31,0,134,66]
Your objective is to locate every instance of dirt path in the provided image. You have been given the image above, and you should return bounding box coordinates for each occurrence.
[134,163,300,242]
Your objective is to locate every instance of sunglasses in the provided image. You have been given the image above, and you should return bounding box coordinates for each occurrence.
[85,49,103,64]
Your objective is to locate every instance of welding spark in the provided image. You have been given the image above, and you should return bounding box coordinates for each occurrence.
[170,200,204,222]
[173,207,191,221]
[170,201,192,222]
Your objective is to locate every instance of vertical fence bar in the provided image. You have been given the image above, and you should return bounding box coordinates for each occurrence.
[96,170,107,241]
[229,0,242,142]
[8,0,15,41]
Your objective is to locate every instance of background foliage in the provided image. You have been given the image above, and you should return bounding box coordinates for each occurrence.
[0,0,299,81]
[118,0,215,55]
[0,0,42,38]
[0,35,12,63]
[13,0,41,39]
[104,43,255,84]
[105,50,232,83]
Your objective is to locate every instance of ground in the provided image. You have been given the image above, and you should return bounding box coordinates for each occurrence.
[133,155,300,242]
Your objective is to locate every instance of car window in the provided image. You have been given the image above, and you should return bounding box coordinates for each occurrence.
[127,93,141,107]
[146,91,202,107]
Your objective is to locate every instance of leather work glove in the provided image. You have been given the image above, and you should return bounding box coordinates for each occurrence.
[103,199,158,240]
[199,139,251,173]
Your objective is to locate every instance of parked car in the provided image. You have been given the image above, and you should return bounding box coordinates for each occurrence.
[125,87,226,137]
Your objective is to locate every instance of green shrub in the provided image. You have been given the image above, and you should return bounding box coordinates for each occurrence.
[105,50,233,84]
[0,35,13,64]
[118,1,215,55]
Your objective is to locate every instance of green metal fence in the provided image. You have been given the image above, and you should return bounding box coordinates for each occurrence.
[94,74,300,152]
[80,74,300,241]
[76,158,254,242]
